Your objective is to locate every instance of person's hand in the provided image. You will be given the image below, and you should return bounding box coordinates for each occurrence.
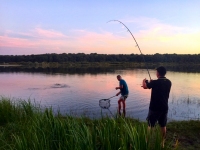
[143,78,147,83]
[142,78,148,89]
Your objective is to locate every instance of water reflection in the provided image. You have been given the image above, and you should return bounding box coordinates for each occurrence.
[0,66,200,121]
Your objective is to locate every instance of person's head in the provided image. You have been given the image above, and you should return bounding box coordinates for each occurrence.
[117,75,122,81]
[156,66,166,77]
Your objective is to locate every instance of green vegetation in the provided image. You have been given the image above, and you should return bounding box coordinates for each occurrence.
[1,53,200,73]
[1,53,200,64]
[0,97,199,150]
[167,121,200,150]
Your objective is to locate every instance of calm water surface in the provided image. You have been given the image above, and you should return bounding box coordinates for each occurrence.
[0,67,200,121]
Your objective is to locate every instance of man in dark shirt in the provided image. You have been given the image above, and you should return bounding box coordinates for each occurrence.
[142,66,171,148]
[116,75,129,117]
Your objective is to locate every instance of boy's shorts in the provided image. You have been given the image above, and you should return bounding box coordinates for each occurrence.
[120,95,128,100]
[146,109,168,127]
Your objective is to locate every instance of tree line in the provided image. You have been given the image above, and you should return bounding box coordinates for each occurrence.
[0,53,200,63]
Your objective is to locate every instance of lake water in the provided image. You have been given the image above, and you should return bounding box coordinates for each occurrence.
[0,67,200,121]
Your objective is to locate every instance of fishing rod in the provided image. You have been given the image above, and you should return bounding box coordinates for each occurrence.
[107,20,151,80]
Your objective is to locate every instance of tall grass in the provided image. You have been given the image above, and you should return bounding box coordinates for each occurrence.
[0,97,172,150]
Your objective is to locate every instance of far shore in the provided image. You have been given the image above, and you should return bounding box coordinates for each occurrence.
[1,62,199,67]
[0,64,22,66]
[0,62,200,72]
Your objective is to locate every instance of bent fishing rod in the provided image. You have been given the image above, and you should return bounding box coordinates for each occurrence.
[107,20,151,80]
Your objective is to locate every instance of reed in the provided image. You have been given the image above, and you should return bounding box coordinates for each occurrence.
[0,97,172,150]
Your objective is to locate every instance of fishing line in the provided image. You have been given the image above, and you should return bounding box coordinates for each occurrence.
[107,20,151,80]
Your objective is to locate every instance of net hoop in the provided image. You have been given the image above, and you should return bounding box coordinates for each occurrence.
[99,99,111,109]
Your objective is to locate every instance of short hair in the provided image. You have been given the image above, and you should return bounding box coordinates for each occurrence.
[156,66,166,76]
[117,75,121,78]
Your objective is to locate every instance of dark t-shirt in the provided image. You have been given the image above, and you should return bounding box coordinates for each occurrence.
[119,79,129,96]
[146,77,172,111]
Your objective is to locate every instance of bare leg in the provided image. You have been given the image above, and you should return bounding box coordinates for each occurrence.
[122,100,126,117]
[146,126,151,142]
[147,126,166,147]
[118,100,122,115]
[160,127,166,148]
[122,109,126,117]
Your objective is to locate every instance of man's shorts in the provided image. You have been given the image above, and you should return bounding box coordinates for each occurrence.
[146,109,168,127]
[120,95,128,100]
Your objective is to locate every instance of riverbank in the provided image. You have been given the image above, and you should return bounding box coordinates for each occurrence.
[0,64,21,67]
[1,62,200,72]
[0,61,160,68]
[0,97,199,149]
[167,120,200,150]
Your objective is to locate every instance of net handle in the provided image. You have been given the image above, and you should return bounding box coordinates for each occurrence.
[107,95,116,100]
[98,95,116,109]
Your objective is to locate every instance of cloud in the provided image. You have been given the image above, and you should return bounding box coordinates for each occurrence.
[107,17,200,54]
[34,28,68,39]
[0,36,36,48]
[0,18,200,55]
[0,28,70,50]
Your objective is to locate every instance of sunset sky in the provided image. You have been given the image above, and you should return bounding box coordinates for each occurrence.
[0,0,200,55]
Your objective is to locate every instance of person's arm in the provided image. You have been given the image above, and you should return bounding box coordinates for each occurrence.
[116,91,121,96]
[115,85,123,90]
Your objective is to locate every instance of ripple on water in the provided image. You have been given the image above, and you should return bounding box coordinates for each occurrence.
[51,83,70,88]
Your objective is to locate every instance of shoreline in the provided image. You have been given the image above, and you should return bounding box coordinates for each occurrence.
[1,62,199,67]
[0,97,199,149]
[1,62,200,73]
[0,64,22,66]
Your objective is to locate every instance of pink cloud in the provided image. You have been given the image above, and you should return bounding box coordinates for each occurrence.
[34,28,68,39]
[0,22,200,55]
[0,36,36,48]
[0,28,71,51]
